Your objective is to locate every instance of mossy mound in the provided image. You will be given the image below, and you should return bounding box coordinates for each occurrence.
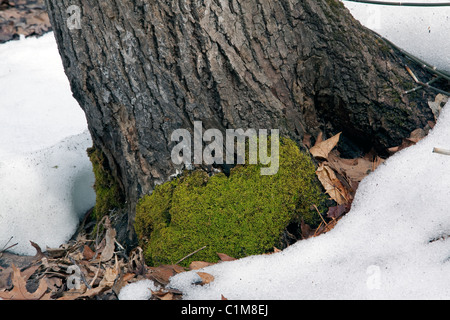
[87,147,124,220]
[135,138,326,267]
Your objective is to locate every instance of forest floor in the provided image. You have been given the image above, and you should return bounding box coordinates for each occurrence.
[0,0,51,43]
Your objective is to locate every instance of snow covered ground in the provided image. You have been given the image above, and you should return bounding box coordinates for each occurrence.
[0,33,95,255]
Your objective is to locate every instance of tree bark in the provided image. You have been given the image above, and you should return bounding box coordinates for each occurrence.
[45,0,435,240]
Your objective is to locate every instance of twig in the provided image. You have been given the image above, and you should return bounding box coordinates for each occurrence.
[175,246,207,265]
[433,148,450,156]
[89,262,102,288]
[313,204,328,227]
[405,76,441,94]
[0,237,18,257]
[405,66,450,96]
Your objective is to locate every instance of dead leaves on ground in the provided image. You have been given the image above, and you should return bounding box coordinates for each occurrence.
[0,217,139,300]
[306,128,426,239]
[306,131,385,238]
[0,264,47,300]
[0,226,239,301]
[0,0,52,43]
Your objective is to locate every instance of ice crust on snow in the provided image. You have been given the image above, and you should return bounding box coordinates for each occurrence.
[0,33,95,255]
[168,101,450,299]
[343,0,450,72]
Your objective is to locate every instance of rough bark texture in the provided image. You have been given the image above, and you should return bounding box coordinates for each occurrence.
[45,0,434,240]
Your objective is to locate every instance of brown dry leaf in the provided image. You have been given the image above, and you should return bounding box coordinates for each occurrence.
[46,247,67,259]
[82,245,95,261]
[310,132,342,160]
[100,222,117,263]
[189,261,215,270]
[151,288,182,300]
[30,241,46,260]
[45,277,62,292]
[217,253,236,262]
[221,294,228,300]
[327,152,378,184]
[327,204,350,219]
[0,264,47,300]
[112,272,135,296]
[20,264,40,281]
[80,285,109,299]
[316,163,351,205]
[0,266,12,290]
[99,266,119,288]
[300,220,314,239]
[146,265,186,286]
[388,128,426,155]
[196,272,215,285]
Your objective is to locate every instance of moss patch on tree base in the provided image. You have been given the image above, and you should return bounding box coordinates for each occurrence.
[135,138,326,267]
[87,147,124,220]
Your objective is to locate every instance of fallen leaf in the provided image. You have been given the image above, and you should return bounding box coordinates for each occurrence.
[310,132,342,160]
[146,265,186,286]
[388,128,427,155]
[300,220,314,240]
[327,204,350,219]
[221,294,228,300]
[0,264,47,300]
[327,152,380,183]
[217,253,236,262]
[100,220,116,262]
[82,245,95,261]
[316,163,351,205]
[196,272,215,285]
[99,266,119,288]
[30,241,46,260]
[189,261,215,270]
[46,247,67,259]
[151,288,182,300]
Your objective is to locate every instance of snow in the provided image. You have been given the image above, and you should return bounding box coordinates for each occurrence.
[343,0,450,72]
[118,280,160,300]
[0,33,95,255]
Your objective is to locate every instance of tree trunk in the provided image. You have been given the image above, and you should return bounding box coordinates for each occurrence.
[45,0,434,241]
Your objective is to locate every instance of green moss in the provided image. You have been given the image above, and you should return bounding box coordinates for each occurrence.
[135,138,326,267]
[87,147,124,220]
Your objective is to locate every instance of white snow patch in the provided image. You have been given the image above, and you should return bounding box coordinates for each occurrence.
[343,0,450,72]
[0,33,95,255]
[118,280,160,300]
